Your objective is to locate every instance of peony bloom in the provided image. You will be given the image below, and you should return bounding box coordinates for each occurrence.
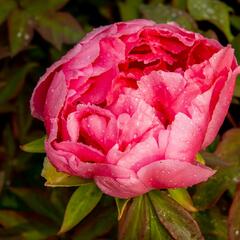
[31,19,240,198]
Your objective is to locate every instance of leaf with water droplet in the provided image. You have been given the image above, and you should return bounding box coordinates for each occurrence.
[140,3,197,30]
[119,194,171,240]
[148,191,203,240]
[228,184,240,240]
[34,12,83,50]
[8,9,34,56]
[187,0,233,41]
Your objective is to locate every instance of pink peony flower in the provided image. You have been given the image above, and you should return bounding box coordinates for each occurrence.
[31,19,240,198]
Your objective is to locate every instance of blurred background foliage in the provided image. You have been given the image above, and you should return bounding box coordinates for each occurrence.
[0,0,240,239]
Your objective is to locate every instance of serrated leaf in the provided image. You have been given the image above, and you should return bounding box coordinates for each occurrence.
[20,0,69,14]
[59,183,102,234]
[0,63,37,104]
[115,198,130,220]
[140,3,197,30]
[8,9,34,55]
[228,185,240,240]
[20,136,45,153]
[34,12,83,49]
[0,0,16,25]
[119,195,171,240]
[148,191,203,240]
[168,188,197,212]
[187,0,233,41]
[41,158,90,187]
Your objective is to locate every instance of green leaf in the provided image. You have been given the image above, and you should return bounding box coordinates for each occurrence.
[193,166,239,210]
[115,198,131,220]
[187,0,233,41]
[119,195,171,240]
[215,128,240,166]
[0,210,27,227]
[228,185,240,240]
[20,0,69,14]
[0,0,16,25]
[231,15,240,31]
[195,208,227,240]
[193,129,240,210]
[118,0,142,21]
[20,136,45,153]
[8,9,34,56]
[59,183,102,234]
[41,158,90,187]
[168,188,197,212]
[140,3,197,30]
[34,12,83,49]
[10,187,61,223]
[0,63,37,103]
[148,191,203,240]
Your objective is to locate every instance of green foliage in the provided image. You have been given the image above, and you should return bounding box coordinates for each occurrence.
[0,0,240,239]
[187,0,233,41]
[59,183,102,233]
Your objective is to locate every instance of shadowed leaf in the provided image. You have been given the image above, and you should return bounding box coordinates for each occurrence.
[34,12,83,49]
[0,0,16,25]
[8,9,34,55]
[228,184,240,240]
[115,198,131,220]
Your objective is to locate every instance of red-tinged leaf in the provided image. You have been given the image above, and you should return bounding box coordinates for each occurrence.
[228,184,240,240]
[119,195,171,240]
[215,128,240,165]
[20,0,70,14]
[34,12,83,49]
[8,9,34,56]
[115,198,131,220]
[0,0,16,25]
[148,191,203,240]
[59,183,102,234]
[0,210,28,227]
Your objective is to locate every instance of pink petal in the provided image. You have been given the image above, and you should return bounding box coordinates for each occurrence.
[203,66,240,147]
[30,44,82,120]
[137,159,215,189]
[95,175,148,198]
[117,137,161,171]
[165,112,203,162]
